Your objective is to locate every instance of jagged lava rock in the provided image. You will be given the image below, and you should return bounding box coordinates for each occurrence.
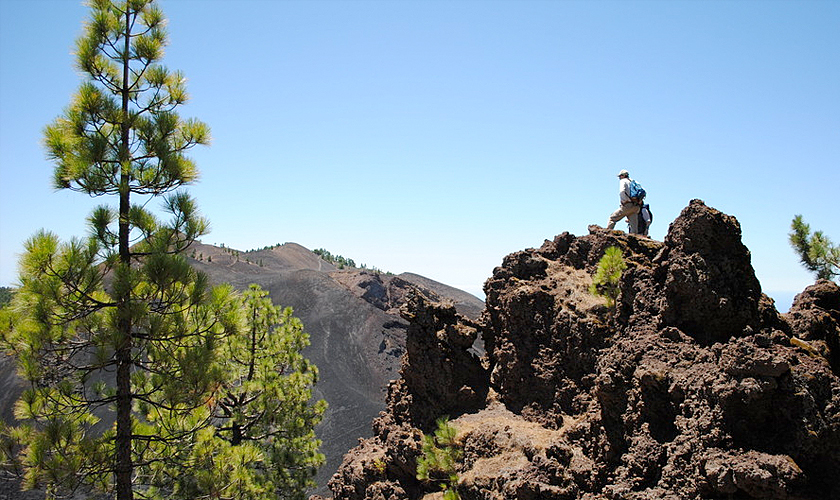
[786,279,840,372]
[385,292,489,430]
[325,200,840,500]
[483,222,663,428]
[656,199,764,344]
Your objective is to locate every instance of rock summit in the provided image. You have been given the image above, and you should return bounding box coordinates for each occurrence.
[327,200,840,500]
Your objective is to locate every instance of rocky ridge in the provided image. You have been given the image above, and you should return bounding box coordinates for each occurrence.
[326,200,840,500]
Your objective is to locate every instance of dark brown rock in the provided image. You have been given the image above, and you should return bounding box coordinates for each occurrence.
[328,201,840,500]
[786,279,840,373]
[387,291,489,430]
[656,199,764,344]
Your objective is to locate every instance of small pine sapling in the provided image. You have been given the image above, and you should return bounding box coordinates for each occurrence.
[589,246,627,308]
[417,417,462,500]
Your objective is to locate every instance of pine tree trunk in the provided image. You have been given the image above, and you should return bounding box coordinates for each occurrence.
[115,332,133,500]
[115,186,134,500]
[115,7,134,499]
[232,423,243,447]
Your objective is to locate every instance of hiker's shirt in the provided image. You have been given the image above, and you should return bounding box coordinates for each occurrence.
[619,177,633,204]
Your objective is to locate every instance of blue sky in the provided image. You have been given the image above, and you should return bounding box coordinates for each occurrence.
[1,0,837,310]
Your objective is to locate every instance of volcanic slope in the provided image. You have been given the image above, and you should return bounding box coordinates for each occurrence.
[327,200,840,500]
[187,242,484,492]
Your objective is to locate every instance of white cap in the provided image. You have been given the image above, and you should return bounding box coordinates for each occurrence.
[618,169,629,177]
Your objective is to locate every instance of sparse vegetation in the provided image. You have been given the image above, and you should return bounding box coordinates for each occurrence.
[417,417,462,500]
[209,244,392,273]
[589,246,626,308]
[372,459,388,477]
[313,248,356,269]
[244,243,285,253]
[790,215,839,281]
[312,247,392,274]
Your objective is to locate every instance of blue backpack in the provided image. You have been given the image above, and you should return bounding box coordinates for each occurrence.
[628,180,646,202]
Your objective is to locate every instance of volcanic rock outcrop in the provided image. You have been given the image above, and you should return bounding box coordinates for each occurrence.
[327,200,840,500]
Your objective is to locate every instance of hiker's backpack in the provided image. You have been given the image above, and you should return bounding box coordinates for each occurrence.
[636,204,653,235]
[640,204,653,230]
[628,179,646,202]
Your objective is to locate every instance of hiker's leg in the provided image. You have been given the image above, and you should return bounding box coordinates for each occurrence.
[608,204,636,230]
[627,205,641,234]
[607,207,625,230]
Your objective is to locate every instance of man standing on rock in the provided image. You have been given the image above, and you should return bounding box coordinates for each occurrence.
[606,169,641,234]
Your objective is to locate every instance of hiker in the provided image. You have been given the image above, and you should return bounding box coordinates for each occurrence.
[606,169,641,234]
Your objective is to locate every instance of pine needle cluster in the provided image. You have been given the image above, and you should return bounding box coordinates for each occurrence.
[416,417,462,500]
[790,215,839,281]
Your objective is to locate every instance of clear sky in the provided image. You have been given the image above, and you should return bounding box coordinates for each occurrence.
[1,0,837,310]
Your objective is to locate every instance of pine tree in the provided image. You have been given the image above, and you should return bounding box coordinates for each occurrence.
[176,284,327,500]
[789,215,839,281]
[0,2,236,499]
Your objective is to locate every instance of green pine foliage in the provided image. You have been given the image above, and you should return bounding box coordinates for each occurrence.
[0,287,13,308]
[313,248,356,269]
[0,2,321,500]
[416,417,462,500]
[137,285,326,500]
[589,246,627,308]
[790,215,839,281]
[6,0,220,496]
[200,284,326,499]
